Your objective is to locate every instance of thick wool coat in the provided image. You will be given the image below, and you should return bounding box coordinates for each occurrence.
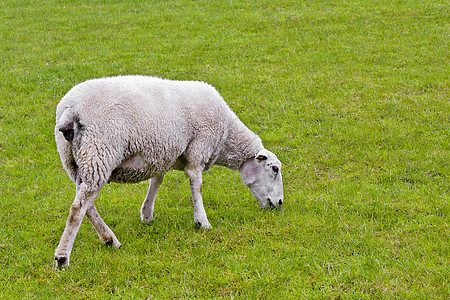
[55,75,262,190]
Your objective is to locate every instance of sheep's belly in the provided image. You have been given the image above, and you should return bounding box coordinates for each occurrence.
[109,154,155,183]
[109,168,154,183]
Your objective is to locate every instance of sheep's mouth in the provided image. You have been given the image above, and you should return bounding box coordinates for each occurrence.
[267,198,283,209]
[267,199,278,209]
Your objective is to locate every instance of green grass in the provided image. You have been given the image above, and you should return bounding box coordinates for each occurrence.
[0,0,448,298]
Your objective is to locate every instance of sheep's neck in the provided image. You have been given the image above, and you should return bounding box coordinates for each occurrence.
[216,116,262,170]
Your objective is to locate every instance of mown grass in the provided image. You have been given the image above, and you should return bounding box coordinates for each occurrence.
[0,0,448,298]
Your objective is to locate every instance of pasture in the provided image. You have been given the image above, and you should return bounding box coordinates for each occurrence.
[0,0,448,298]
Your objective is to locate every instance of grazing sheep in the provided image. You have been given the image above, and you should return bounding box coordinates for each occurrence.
[54,75,284,268]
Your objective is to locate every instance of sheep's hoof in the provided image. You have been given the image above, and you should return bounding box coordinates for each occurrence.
[141,216,154,224]
[54,255,69,269]
[140,212,154,224]
[196,221,212,230]
[102,237,122,248]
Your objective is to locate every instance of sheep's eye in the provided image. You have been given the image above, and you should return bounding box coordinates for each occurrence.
[272,166,279,174]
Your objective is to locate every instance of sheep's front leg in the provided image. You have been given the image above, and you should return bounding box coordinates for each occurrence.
[86,204,121,248]
[141,175,165,223]
[54,183,99,268]
[185,168,211,229]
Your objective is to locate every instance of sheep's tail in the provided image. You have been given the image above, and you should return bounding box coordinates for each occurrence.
[55,107,79,183]
[57,108,78,141]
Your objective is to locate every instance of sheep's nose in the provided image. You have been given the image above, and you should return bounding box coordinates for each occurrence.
[278,199,283,206]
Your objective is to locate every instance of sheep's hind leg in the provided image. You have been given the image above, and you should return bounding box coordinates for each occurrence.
[185,167,211,229]
[86,204,121,248]
[54,183,100,268]
[140,175,165,223]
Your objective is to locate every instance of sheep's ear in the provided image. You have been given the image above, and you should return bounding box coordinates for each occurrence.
[256,154,268,161]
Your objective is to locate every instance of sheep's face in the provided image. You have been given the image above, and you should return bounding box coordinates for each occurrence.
[239,149,284,208]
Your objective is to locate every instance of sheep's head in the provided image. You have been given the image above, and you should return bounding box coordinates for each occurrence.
[239,149,284,208]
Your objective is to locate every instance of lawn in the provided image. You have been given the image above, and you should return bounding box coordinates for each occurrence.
[0,0,448,298]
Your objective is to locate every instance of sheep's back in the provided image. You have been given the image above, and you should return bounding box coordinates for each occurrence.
[59,76,235,177]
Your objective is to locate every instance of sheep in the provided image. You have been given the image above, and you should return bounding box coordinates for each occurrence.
[54,75,284,268]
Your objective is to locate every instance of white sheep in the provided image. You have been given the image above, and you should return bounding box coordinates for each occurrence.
[54,75,284,268]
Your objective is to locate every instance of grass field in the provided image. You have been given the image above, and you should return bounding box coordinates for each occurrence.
[0,0,448,298]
